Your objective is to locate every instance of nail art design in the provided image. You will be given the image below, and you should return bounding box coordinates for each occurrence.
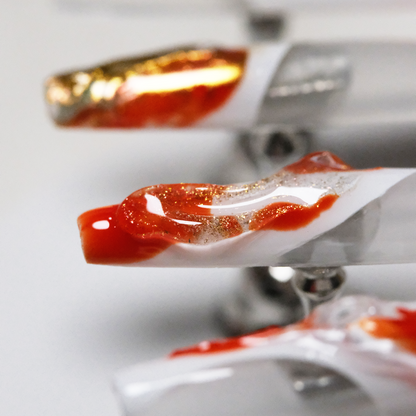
[45,44,292,129]
[114,296,416,416]
[171,296,416,358]
[77,152,414,267]
[45,47,247,127]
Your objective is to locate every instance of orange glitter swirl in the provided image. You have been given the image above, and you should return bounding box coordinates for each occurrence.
[117,183,243,245]
[77,152,360,265]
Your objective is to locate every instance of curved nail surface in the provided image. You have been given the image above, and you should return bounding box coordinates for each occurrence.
[77,151,415,267]
[45,44,288,129]
[114,295,416,416]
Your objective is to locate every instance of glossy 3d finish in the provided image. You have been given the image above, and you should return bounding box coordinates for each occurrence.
[114,296,416,416]
[46,42,416,132]
[45,47,247,127]
[77,152,414,267]
[45,43,290,129]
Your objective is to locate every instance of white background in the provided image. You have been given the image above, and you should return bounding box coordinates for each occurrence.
[2,2,416,415]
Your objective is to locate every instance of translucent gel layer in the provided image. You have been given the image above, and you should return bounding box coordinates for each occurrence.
[78,152,361,265]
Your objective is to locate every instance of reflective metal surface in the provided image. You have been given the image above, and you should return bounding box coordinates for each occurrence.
[292,267,346,315]
[238,127,311,178]
[246,12,285,41]
[258,44,351,127]
[258,43,416,130]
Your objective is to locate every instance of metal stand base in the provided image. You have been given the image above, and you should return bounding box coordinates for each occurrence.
[246,12,286,41]
[217,266,304,335]
[218,266,346,336]
[239,127,312,178]
[292,267,346,316]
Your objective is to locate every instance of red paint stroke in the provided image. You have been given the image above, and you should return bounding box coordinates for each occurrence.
[359,307,416,354]
[249,194,338,232]
[170,317,314,358]
[170,327,285,358]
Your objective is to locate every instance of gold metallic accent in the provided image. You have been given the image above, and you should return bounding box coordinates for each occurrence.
[45,46,247,127]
